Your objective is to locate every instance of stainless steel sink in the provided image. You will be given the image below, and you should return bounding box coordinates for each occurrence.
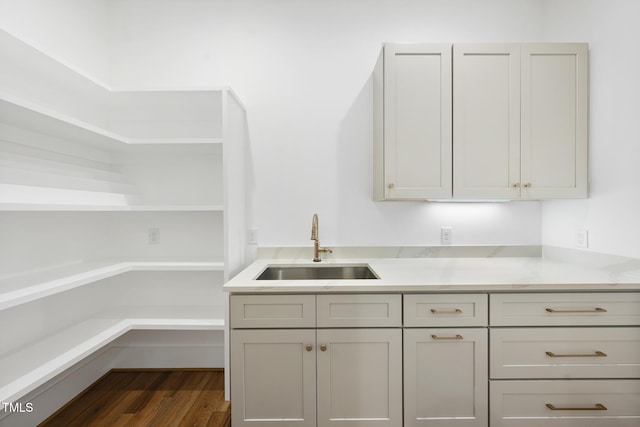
[255,264,379,280]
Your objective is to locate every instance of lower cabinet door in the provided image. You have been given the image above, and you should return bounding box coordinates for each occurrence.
[231,329,316,427]
[404,328,488,427]
[490,380,640,426]
[316,328,403,427]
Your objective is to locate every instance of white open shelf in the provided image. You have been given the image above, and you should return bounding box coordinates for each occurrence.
[1,30,229,212]
[0,94,226,211]
[0,260,225,311]
[0,304,225,404]
[0,92,226,148]
[0,203,225,212]
[0,28,252,411]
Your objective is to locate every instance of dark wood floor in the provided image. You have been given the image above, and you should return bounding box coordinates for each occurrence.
[40,369,231,427]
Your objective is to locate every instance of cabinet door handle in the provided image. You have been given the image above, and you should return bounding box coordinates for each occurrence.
[524,183,532,188]
[545,307,607,313]
[512,183,521,188]
[431,334,463,340]
[320,344,327,352]
[388,183,395,189]
[546,350,607,358]
[430,308,463,315]
[546,403,607,411]
[305,344,313,352]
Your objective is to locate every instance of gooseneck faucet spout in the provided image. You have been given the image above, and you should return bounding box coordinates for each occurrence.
[311,213,332,262]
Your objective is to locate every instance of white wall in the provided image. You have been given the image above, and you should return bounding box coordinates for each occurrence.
[0,212,222,277]
[9,1,639,256]
[540,0,640,258]
[106,0,544,247]
[0,0,111,86]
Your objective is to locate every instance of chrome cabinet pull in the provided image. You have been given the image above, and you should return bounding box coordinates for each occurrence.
[546,351,607,358]
[546,403,607,411]
[545,307,607,313]
[305,344,313,352]
[431,334,463,340]
[430,308,463,315]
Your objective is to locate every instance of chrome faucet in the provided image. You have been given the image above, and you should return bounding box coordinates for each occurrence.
[311,213,332,262]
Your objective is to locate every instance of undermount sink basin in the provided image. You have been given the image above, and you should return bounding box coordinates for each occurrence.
[255,264,379,280]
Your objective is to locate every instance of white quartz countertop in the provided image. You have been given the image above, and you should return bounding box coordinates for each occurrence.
[223,254,640,293]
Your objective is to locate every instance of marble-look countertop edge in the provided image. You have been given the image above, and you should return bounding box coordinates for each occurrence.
[223,256,640,293]
[223,283,639,293]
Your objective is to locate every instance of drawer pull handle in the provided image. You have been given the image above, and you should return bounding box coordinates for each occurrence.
[546,351,607,358]
[305,344,313,352]
[545,307,607,314]
[431,334,463,340]
[546,403,607,411]
[431,308,463,315]
[320,344,327,352]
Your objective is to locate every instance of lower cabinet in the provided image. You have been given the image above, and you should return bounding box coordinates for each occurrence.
[317,329,403,427]
[231,328,403,427]
[489,292,640,426]
[490,380,640,426]
[231,291,640,427]
[404,328,488,427]
[231,329,317,426]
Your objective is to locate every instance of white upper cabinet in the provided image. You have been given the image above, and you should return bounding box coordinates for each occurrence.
[453,44,521,199]
[374,43,453,200]
[454,43,588,199]
[520,44,588,199]
[375,42,588,201]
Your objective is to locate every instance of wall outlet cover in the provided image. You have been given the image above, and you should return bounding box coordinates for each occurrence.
[441,227,453,245]
[148,228,160,245]
[248,228,259,245]
[576,229,589,249]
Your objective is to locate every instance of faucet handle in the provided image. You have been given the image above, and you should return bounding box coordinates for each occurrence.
[311,213,319,240]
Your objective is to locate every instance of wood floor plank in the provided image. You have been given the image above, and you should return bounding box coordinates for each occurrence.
[143,371,212,427]
[125,371,193,425]
[178,373,230,427]
[89,371,172,426]
[40,370,144,427]
[39,370,230,427]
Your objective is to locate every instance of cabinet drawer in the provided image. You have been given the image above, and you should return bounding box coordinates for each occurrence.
[404,294,487,327]
[490,379,640,426]
[317,294,401,327]
[490,293,640,326]
[230,294,316,328]
[491,327,640,379]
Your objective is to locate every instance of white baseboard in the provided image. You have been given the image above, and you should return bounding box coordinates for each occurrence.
[0,330,224,427]
[109,329,225,368]
[0,346,114,427]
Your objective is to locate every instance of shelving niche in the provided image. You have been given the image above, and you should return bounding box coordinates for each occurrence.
[0,29,252,422]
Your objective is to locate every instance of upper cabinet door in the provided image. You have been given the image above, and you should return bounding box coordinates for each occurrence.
[374,43,452,200]
[520,43,588,199]
[453,44,521,199]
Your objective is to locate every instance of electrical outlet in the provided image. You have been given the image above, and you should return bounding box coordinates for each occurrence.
[576,229,589,249]
[148,228,160,245]
[248,228,259,245]
[441,227,453,245]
